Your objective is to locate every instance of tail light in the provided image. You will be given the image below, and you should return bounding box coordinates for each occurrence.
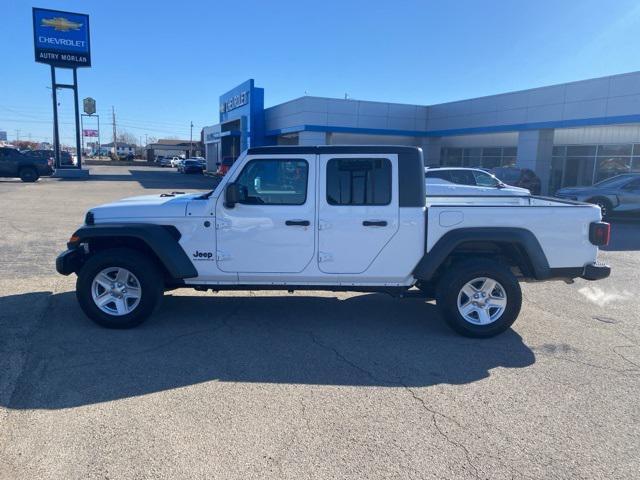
[589,222,610,246]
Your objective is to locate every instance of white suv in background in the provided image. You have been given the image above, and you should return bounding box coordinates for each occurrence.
[425,167,530,196]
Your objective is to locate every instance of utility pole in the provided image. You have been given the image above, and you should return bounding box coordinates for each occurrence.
[15,129,20,142]
[189,121,193,158]
[111,106,117,158]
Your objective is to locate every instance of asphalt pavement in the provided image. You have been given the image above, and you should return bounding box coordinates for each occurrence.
[0,166,638,479]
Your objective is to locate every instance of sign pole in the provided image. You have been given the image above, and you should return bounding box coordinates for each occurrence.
[72,68,82,169]
[80,113,85,159]
[50,65,61,170]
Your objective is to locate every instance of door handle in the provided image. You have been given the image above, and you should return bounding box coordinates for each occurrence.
[285,220,310,226]
[363,220,387,227]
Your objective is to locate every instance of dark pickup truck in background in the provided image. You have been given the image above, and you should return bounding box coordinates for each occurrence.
[0,147,54,182]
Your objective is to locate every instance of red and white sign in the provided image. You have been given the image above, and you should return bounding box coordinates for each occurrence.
[83,129,98,137]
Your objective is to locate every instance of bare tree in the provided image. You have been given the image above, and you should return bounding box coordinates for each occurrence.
[116,130,138,145]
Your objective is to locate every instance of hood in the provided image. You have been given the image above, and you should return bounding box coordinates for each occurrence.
[500,184,530,194]
[91,192,203,220]
[556,186,590,195]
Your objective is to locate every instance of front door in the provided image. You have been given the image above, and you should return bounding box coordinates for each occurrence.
[215,155,316,273]
[318,154,399,274]
[618,177,640,212]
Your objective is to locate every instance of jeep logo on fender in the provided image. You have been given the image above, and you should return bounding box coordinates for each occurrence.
[193,250,213,260]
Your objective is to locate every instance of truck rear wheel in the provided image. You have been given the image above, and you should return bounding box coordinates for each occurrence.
[76,248,163,329]
[19,167,39,182]
[435,259,522,338]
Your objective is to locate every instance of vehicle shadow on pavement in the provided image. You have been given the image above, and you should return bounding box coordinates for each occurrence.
[602,219,640,251]
[3,291,535,410]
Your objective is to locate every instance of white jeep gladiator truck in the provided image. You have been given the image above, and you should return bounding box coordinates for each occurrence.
[56,146,611,337]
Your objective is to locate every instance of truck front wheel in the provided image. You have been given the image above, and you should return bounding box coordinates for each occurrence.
[19,167,39,182]
[436,259,522,338]
[76,248,163,328]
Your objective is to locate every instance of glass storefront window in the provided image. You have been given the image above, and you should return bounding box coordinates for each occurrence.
[595,156,631,182]
[549,157,564,193]
[564,156,595,186]
[597,144,632,156]
[463,156,482,167]
[632,157,640,172]
[482,157,501,169]
[502,156,516,167]
[442,148,463,166]
[482,147,501,157]
[552,146,566,156]
[566,145,597,156]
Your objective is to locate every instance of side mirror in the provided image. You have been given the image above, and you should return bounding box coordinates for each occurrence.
[224,182,245,208]
[496,182,506,189]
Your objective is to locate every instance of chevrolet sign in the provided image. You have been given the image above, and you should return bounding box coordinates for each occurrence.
[220,91,249,113]
[33,8,91,68]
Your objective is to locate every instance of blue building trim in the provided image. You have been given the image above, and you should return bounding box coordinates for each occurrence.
[265,114,640,139]
[265,125,431,138]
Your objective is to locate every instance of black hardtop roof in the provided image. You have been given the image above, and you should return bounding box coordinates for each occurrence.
[247,145,422,156]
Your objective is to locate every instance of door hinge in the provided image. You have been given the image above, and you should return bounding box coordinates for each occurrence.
[318,251,333,263]
[216,251,231,261]
[318,220,331,230]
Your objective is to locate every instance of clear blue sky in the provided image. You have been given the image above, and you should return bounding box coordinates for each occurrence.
[3,0,640,145]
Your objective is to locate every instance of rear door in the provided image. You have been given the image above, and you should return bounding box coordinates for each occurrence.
[0,149,19,177]
[215,155,316,273]
[318,154,399,274]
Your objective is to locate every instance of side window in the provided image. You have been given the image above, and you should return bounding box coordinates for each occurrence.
[327,158,392,205]
[624,178,640,190]
[448,170,476,185]
[425,170,452,182]
[472,170,500,187]
[235,158,308,205]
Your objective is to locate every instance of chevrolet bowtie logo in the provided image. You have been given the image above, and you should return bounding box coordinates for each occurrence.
[41,17,83,32]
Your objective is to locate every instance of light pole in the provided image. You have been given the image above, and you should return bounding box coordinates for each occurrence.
[189,121,193,158]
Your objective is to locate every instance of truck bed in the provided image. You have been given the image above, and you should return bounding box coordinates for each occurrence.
[425,195,602,269]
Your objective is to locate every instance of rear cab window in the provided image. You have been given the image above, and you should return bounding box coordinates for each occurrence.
[326,158,392,205]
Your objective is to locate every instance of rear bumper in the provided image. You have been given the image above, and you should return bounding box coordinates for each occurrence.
[543,262,611,281]
[55,248,83,275]
[581,262,611,281]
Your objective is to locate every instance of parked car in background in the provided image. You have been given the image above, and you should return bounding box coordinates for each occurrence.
[0,146,54,182]
[555,173,640,217]
[178,159,203,174]
[191,157,206,169]
[490,167,542,195]
[425,167,530,196]
[170,157,184,168]
[158,156,173,167]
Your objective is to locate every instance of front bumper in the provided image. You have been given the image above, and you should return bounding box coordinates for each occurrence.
[581,262,611,281]
[55,248,83,276]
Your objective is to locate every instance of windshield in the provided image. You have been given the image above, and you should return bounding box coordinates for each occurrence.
[593,174,636,187]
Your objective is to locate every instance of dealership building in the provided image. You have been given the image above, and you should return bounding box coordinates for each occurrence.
[203,73,640,193]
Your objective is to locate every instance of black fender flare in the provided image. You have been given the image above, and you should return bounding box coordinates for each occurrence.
[413,227,551,281]
[70,223,198,279]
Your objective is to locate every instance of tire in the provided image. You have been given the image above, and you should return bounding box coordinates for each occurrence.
[587,197,612,219]
[435,259,522,338]
[76,247,164,329]
[19,167,39,183]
